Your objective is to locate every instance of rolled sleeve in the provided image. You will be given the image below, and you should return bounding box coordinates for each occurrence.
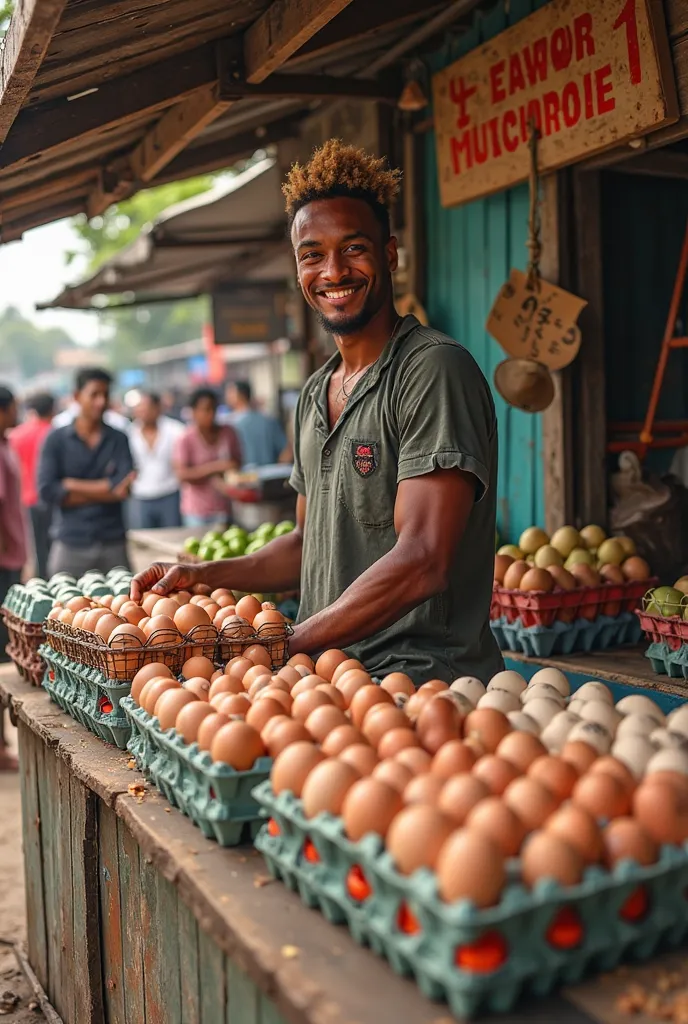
[395,341,495,501]
[37,432,66,506]
[288,395,306,496]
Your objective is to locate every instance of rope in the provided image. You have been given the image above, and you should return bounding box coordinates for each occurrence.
[526,119,542,292]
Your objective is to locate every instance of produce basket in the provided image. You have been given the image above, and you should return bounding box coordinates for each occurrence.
[492,579,656,628]
[253,780,688,1019]
[491,612,642,658]
[217,620,292,671]
[637,604,688,652]
[1,609,47,685]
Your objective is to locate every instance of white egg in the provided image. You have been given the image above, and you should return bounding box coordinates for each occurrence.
[645,748,688,777]
[450,676,486,705]
[579,701,622,734]
[567,699,588,717]
[528,666,570,698]
[440,690,475,714]
[478,689,522,714]
[649,728,688,751]
[507,711,541,736]
[617,714,663,741]
[612,736,655,779]
[572,681,613,705]
[567,720,612,755]
[667,705,688,738]
[521,683,566,708]
[522,697,562,730]
[486,670,527,696]
[540,710,580,752]
[615,694,664,724]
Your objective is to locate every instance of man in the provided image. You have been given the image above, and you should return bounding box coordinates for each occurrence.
[0,386,28,771]
[129,392,184,529]
[224,380,290,467]
[38,368,134,576]
[10,392,54,578]
[133,140,501,684]
[173,388,242,529]
[52,383,131,433]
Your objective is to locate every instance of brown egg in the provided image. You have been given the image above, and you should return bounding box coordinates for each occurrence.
[213,693,251,717]
[252,608,285,631]
[521,832,584,887]
[321,724,367,756]
[264,718,311,758]
[561,740,599,775]
[633,779,688,844]
[243,645,272,668]
[404,689,435,724]
[417,697,464,754]
[119,601,148,626]
[155,689,198,731]
[464,708,512,753]
[94,613,126,642]
[214,607,240,630]
[503,777,559,830]
[387,804,454,875]
[622,556,651,581]
[175,702,215,744]
[174,603,213,636]
[503,559,529,590]
[217,615,253,639]
[209,675,245,701]
[494,553,514,583]
[362,705,409,748]
[291,674,327,698]
[184,677,211,701]
[271,742,324,796]
[350,685,394,728]
[175,590,192,605]
[141,678,181,714]
[380,672,416,697]
[144,614,177,636]
[466,797,527,857]
[152,597,180,619]
[520,568,554,593]
[377,728,421,760]
[473,755,520,796]
[528,756,579,801]
[182,655,216,682]
[315,683,345,710]
[142,593,160,616]
[342,778,403,840]
[210,670,223,682]
[257,688,293,713]
[331,659,365,685]
[431,740,477,779]
[588,756,636,796]
[81,607,107,630]
[292,688,333,721]
[372,760,414,793]
[403,773,444,806]
[242,664,272,690]
[304,704,348,743]
[602,817,658,867]
[223,658,253,685]
[247,677,276,699]
[315,649,350,681]
[572,773,630,820]
[438,775,491,825]
[66,596,91,613]
[235,595,262,622]
[246,697,285,734]
[301,759,361,818]
[210,721,265,769]
[72,609,89,628]
[99,595,115,609]
[138,617,151,633]
[336,670,375,707]
[496,732,547,773]
[272,665,301,688]
[436,830,506,906]
[288,653,314,671]
[131,662,173,703]
[339,744,379,775]
[545,805,603,864]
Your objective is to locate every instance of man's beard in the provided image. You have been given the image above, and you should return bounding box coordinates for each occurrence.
[315,291,378,336]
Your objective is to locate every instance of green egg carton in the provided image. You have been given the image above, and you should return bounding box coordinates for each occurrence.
[645,641,688,679]
[41,644,132,748]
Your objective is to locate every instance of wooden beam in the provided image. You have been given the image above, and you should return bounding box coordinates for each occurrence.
[219,70,398,103]
[612,149,688,180]
[0,0,67,144]
[243,0,355,83]
[0,197,85,243]
[0,167,96,216]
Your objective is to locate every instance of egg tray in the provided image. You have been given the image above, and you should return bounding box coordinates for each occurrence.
[120,696,270,846]
[637,608,688,652]
[40,644,131,749]
[216,621,293,672]
[492,580,655,628]
[491,612,642,658]
[1,609,46,685]
[253,781,688,1018]
[643,641,688,681]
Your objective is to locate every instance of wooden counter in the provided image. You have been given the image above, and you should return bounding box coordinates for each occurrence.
[1,667,684,1024]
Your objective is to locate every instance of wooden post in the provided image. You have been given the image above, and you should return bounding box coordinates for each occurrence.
[403,128,427,306]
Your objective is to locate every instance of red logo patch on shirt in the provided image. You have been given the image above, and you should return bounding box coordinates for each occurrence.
[352,442,377,477]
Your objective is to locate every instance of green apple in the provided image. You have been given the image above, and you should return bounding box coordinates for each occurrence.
[653,586,684,618]
[273,520,295,537]
[184,537,200,554]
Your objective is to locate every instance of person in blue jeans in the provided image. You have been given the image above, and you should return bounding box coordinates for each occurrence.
[128,392,184,529]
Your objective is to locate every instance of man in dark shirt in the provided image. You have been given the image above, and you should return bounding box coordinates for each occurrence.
[39,368,134,578]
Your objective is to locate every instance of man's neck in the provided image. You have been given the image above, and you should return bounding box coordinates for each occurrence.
[74,415,102,439]
[333,302,399,375]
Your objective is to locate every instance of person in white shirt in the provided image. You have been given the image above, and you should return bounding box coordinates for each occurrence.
[128,392,184,529]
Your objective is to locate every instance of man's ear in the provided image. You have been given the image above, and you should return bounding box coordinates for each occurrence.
[386,235,399,274]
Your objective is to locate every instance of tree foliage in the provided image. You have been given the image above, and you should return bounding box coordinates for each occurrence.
[0,1,13,38]
[0,306,75,380]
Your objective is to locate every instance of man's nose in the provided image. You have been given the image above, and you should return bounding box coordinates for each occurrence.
[321,251,350,281]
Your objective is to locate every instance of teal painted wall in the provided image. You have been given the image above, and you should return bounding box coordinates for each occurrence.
[424,0,549,544]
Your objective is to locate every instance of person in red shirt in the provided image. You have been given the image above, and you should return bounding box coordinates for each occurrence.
[10,393,55,578]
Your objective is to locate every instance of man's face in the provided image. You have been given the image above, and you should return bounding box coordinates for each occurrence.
[291,197,398,336]
[225,384,239,409]
[0,401,17,432]
[136,396,159,426]
[76,380,109,422]
[192,397,216,431]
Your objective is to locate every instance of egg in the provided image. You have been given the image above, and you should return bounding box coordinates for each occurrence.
[271,742,325,796]
[235,595,262,622]
[246,697,286,734]
[464,708,512,753]
[615,695,664,723]
[528,755,579,801]
[477,690,521,714]
[431,740,477,779]
[386,805,454,874]
[588,756,636,795]
[141,594,160,616]
[528,667,570,698]
[174,603,213,636]
[208,675,244,701]
[473,755,520,796]
[521,683,566,708]
[394,747,433,775]
[573,681,613,705]
[540,711,580,752]
[521,832,584,887]
[94,613,126,641]
[496,732,547,773]
[218,615,253,640]
[503,777,559,830]
[546,804,603,864]
[155,689,198,731]
[349,685,394,728]
[271,665,301,688]
[143,614,178,638]
[650,728,688,751]
[646,748,688,777]
[520,568,554,593]
[602,818,658,867]
[616,714,662,741]
[487,670,527,696]
[561,739,599,774]
[377,728,421,759]
[184,677,211,701]
[339,744,380,775]
[579,701,622,734]
[667,705,688,738]
[291,674,326,697]
[404,690,436,723]
[507,711,541,735]
[362,705,409,747]
[633,779,688,844]
[438,691,475,717]
[342,778,404,840]
[72,610,89,629]
[566,722,611,755]
[292,688,334,721]
[131,662,173,703]
[403,773,444,805]
[182,655,216,681]
[66,596,91,613]
[224,657,252,683]
[264,718,311,757]
[257,688,293,713]
[372,760,414,793]
[152,597,180,620]
[521,697,562,730]
[213,693,251,717]
[416,697,464,754]
[287,653,314,671]
[503,560,529,590]
[419,680,449,694]
[320,724,366,756]
[611,736,655,779]
[175,702,215,744]
[466,797,526,856]
[450,676,486,705]
[301,759,361,817]
[436,830,506,906]
[253,610,286,632]
[210,721,265,770]
[243,644,273,668]
[313,649,349,681]
[572,772,630,820]
[119,601,148,626]
[304,704,348,743]
[377,672,415,697]
[141,678,181,714]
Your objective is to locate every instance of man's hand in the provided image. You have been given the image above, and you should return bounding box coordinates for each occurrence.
[112,471,136,500]
[130,562,202,602]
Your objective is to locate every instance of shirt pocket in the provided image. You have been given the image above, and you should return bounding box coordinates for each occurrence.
[338,435,396,528]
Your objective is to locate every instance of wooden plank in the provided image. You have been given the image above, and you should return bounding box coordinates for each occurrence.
[70,773,104,1024]
[117,819,146,1024]
[198,927,227,1023]
[227,958,259,1024]
[612,149,688,179]
[243,0,355,83]
[260,992,288,1024]
[178,897,202,1024]
[139,851,183,1023]
[0,168,97,216]
[98,803,125,1024]
[36,737,60,1014]
[0,0,67,143]
[55,756,74,1023]
[16,724,48,992]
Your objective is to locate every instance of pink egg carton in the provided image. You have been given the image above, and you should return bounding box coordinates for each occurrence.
[493,579,657,629]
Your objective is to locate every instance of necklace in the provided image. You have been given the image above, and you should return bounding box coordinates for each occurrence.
[335,316,403,403]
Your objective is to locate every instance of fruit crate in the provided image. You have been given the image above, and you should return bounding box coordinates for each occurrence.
[120,696,271,845]
[41,644,131,748]
[492,580,656,628]
[216,620,292,671]
[1,609,46,685]
[253,780,688,1019]
[637,608,688,651]
[491,612,642,658]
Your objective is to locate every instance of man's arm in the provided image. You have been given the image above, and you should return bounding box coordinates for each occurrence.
[290,468,475,655]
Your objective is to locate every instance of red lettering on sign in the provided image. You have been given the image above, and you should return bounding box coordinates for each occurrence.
[583,71,595,119]
[487,117,502,157]
[543,91,561,135]
[523,37,548,86]
[451,131,473,174]
[502,109,519,152]
[595,63,615,114]
[473,123,489,164]
[449,75,477,128]
[551,26,573,72]
[562,80,582,127]
[574,13,595,60]
[614,0,641,85]
[509,52,527,95]
[490,60,507,103]
[519,103,529,142]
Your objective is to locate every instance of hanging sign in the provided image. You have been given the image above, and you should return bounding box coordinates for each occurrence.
[211,283,287,345]
[486,269,585,370]
[433,0,678,208]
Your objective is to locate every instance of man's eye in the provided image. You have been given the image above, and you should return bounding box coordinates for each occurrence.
[346,244,365,253]
[301,251,321,261]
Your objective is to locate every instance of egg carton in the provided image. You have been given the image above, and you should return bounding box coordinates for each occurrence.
[1,602,50,685]
[491,613,642,658]
[120,696,270,845]
[644,641,688,680]
[492,580,654,628]
[637,609,688,652]
[41,644,131,748]
[253,781,688,1018]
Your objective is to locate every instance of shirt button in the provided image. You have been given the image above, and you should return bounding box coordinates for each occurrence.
[323,449,331,457]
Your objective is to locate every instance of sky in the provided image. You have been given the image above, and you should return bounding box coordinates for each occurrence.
[0,217,100,345]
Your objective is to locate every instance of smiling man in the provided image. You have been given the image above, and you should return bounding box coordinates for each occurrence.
[132,140,502,684]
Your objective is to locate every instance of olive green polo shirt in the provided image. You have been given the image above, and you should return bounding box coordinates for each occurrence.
[290,315,503,685]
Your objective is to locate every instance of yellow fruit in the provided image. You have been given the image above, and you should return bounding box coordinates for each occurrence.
[550,526,581,559]
[597,539,625,567]
[534,545,564,569]
[519,527,550,556]
[580,525,607,550]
